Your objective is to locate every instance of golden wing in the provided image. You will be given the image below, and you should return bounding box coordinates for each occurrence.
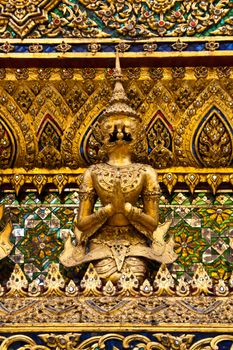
[0,205,14,259]
[59,233,85,267]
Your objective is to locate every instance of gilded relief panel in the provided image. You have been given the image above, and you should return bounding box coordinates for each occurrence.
[0,65,232,349]
[0,0,232,38]
[0,191,232,283]
[0,67,232,172]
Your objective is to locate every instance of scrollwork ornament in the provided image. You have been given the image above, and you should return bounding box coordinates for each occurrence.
[191,263,212,296]
[0,335,49,350]
[171,39,188,52]
[55,41,72,53]
[28,43,43,53]
[15,68,29,80]
[53,174,68,194]
[149,67,164,80]
[184,173,200,194]
[0,334,233,350]
[196,112,232,167]
[207,174,223,195]
[43,263,65,297]
[0,41,14,53]
[194,66,208,79]
[149,144,174,168]
[172,67,186,79]
[0,0,231,39]
[88,43,101,54]
[162,173,177,194]
[80,263,102,296]
[176,81,233,169]
[143,43,157,52]
[115,42,131,52]
[39,333,81,349]
[6,264,28,297]
[216,66,231,79]
[11,174,25,196]
[155,333,195,350]
[153,263,175,296]
[38,68,52,80]
[32,175,47,195]
[205,41,220,51]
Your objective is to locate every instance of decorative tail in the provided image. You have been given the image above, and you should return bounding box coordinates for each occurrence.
[152,220,178,263]
[59,233,85,267]
[152,221,172,244]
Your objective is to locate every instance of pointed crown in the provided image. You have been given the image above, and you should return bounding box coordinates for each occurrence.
[100,52,141,121]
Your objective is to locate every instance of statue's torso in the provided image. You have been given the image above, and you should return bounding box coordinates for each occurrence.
[91,163,146,204]
[91,163,147,226]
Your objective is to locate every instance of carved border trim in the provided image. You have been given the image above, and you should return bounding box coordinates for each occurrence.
[1,324,233,332]
[0,168,232,194]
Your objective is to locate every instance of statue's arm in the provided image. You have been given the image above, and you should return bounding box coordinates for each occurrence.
[75,168,113,241]
[125,166,160,239]
[142,167,160,228]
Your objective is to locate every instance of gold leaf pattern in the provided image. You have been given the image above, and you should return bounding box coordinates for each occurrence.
[196,112,232,167]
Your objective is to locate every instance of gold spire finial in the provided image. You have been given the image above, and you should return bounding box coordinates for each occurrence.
[113,50,123,81]
[100,52,141,120]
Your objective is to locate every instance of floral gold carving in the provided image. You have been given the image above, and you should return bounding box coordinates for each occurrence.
[196,112,232,167]
[191,263,212,296]
[0,67,232,193]
[184,173,200,194]
[0,119,15,169]
[6,264,28,297]
[162,173,178,193]
[11,174,25,196]
[39,333,81,349]
[0,0,231,39]
[207,174,223,195]
[0,170,231,195]
[32,174,47,194]
[0,262,233,326]
[0,0,61,38]
[153,263,175,296]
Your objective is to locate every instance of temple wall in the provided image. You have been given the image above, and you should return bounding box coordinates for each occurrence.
[0,0,232,348]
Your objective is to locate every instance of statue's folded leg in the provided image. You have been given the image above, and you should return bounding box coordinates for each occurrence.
[93,256,147,282]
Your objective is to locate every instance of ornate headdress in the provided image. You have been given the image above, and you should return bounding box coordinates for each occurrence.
[100,52,141,121]
[85,52,147,164]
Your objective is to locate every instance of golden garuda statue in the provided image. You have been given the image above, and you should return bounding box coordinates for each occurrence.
[60,54,177,282]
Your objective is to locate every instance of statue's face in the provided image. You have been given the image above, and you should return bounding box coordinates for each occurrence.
[102,116,138,147]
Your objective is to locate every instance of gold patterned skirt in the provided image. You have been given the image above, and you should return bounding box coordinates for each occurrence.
[60,224,177,282]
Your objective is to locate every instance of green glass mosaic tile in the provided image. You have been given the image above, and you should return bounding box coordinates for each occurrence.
[0,191,232,282]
